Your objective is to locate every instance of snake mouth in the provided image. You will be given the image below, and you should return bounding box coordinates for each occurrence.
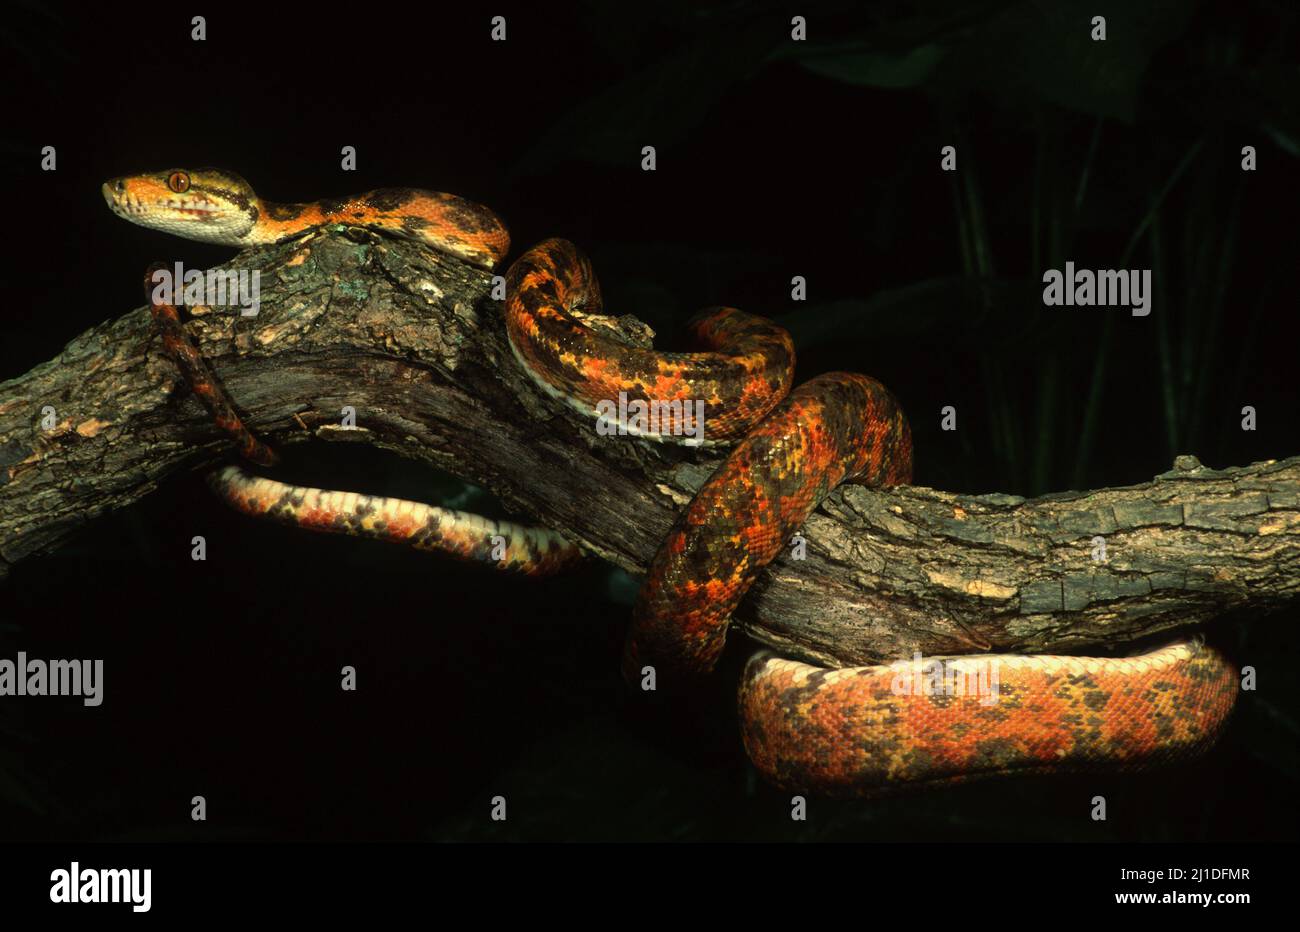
[172,204,219,218]
[107,199,219,222]
[101,183,220,221]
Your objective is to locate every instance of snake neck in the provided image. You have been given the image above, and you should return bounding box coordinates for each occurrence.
[237,197,413,245]
[240,199,331,245]
[251,192,509,268]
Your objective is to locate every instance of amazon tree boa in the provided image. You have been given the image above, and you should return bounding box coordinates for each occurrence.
[105,168,1238,796]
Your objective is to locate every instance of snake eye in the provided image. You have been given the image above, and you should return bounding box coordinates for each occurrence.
[167,171,191,194]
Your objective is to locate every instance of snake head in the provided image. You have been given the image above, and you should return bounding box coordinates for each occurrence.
[102,168,261,245]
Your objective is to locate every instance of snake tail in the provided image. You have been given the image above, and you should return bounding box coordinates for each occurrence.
[145,265,278,467]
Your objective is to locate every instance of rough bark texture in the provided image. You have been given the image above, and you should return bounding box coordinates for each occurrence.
[2,230,1296,666]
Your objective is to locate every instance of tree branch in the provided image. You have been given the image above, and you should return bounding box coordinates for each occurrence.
[3,230,1297,664]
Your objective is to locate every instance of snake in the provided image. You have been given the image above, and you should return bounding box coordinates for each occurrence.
[105,168,1238,796]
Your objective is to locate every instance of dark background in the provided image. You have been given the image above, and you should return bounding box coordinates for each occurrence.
[1,0,1296,841]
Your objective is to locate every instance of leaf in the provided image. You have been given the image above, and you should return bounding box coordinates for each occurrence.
[776,0,1200,123]
[508,24,780,177]
[0,748,48,816]
[778,277,1045,352]
[937,0,1198,123]
[792,42,947,88]
[1263,124,1300,158]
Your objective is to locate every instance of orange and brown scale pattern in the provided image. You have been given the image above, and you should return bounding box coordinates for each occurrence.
[209,466,582,576]
[504,238,795,443]
[739,642,1237,796]
[623,372,913,682]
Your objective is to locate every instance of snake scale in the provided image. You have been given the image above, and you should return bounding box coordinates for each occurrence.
[105,168,1238,796]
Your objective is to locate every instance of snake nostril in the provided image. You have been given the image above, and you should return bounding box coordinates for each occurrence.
[114,180,125,195]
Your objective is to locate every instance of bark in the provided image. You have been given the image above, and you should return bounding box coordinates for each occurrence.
[2,230,1296,666]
